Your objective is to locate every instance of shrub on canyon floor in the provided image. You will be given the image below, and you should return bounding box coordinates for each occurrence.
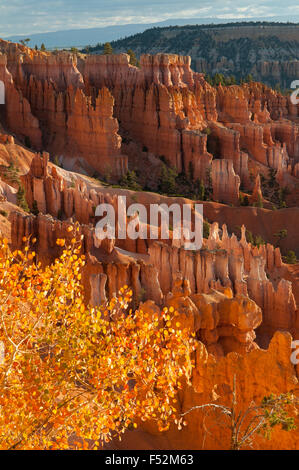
[261,169,289,209]
[31,200,39,216]
[3,162,29,212]
[253,194,263,208]
[119,170,142,191]
[0,232,195,450]
[157,163,211,201]
[274,229,288,246]
[3,161,20,186]
[285,250,297,265]
[235,227,266,248]
[158,163,178,195]
[203,219,210,239]
[239,194,250,206]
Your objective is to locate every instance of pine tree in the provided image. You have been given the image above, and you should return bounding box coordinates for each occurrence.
[127,49,137,66]
[158,164,178,195]
[245,73,254,83]
[16,184,29,212]
[196,179,205,201]
[203,220,210,239]
[31,200,39,216]
[20,38,30,46]
[103,42,113,55]
[285,250,297,264]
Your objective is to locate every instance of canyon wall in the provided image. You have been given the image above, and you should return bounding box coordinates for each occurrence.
[1,40,299,203]
[0,42,127,178]
[9,153,298,349]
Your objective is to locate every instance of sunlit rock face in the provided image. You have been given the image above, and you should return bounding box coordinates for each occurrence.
[1,38,299,450]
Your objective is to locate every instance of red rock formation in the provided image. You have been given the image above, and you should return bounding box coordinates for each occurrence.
[211,159,240,205]
[2,39,299,451]
[250,174,263,205]
[1,41,298,190]
[20,154,298,345]
[216,84,251,124]
[208,123,251,189]
[165,275,261,356]
[79,53,215,178]
[0,42,127,178]
[10,207,267,358]
[0,53,42,148]
[244,81,291,120]
[21,80,127,177]
[270,121,299,162]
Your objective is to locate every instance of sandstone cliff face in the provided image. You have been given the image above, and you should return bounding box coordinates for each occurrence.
[165,275,262,356]
[80,53,215,178]
[7,196,299,449]
[211,159,240,205]
[0,53,42,149]
[22,153,154,248]
[250,174,263,204]
[11,152,298,348]
[1,40,299,201]
[22,79,127,177]
[0,41,127,178]
[9,209,264,357]
[78,52,298,193]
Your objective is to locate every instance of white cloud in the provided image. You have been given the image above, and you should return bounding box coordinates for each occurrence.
[0,0,298,36]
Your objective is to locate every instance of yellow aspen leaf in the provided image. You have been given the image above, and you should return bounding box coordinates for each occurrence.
[0,235,195,450]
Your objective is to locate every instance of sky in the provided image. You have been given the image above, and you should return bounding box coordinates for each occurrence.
[0,0,299,36]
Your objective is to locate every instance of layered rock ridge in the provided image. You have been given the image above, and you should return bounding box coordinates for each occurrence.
[1,40,298,200]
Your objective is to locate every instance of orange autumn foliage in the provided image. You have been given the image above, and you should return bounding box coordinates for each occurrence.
[0,231,195,450]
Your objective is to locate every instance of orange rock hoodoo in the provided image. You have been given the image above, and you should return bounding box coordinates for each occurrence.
[1,39,298,195]
[11,153,298,350]
[1,39,299,450]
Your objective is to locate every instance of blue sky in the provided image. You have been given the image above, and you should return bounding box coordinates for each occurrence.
[0,0,298,36]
